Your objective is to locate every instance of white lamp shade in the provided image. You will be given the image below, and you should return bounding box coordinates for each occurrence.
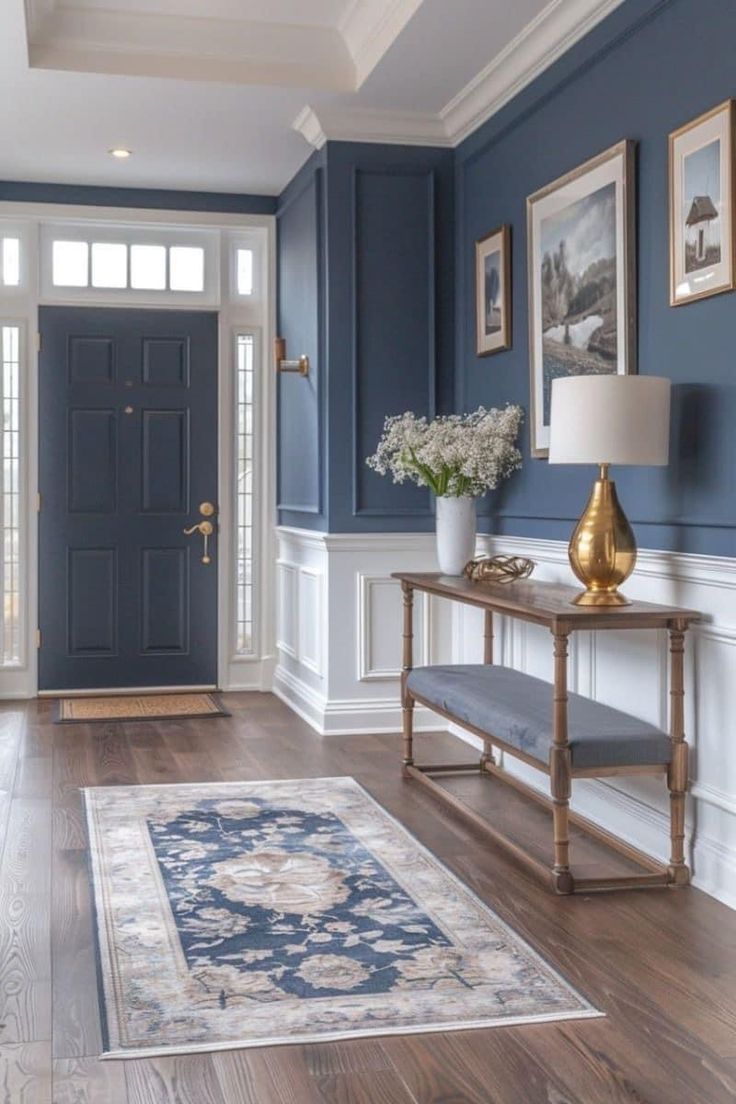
[548,375,671,466]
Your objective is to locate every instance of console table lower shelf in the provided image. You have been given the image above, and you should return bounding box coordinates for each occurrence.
[405,754,671,894]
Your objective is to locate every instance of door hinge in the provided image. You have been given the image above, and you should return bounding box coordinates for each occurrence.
[36,493,41,512]
[36,629,42,649]
[35,332,41,353]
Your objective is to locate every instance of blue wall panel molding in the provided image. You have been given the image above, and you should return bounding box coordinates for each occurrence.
[0,179,276,214]
[351,165,437,520]
[323,142,455,533]
[455,0,736,557]
[276,153,325,525]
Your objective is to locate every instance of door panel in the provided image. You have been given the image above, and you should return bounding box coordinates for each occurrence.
[39,306,218,691]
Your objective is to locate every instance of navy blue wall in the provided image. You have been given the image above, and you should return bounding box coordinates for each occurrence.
[456,0,736,556]
[277,141,454,532]
[0,180,276,214]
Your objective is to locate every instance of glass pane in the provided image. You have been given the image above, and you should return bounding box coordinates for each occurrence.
[235,333,255,655]
[169,246,204,292]
[130,244,166,290]
[236,248,253,295]
[52,240,88,287]
[91,242,127,289]
[1,238,20,286]
[0,325,21,665]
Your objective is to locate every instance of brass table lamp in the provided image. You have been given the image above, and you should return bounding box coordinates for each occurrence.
[548,375,671,607]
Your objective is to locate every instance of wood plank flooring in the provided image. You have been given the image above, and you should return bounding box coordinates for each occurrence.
[0,692,734,1103]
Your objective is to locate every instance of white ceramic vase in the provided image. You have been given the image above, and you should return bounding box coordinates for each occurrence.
[435,495,477,575]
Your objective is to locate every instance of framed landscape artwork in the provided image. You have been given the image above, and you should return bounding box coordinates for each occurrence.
[527,140,636,457]
[475,224,511,356]
[669,99,735,306]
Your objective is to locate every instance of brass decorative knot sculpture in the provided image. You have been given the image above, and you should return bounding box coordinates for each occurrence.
[463,555,535,583]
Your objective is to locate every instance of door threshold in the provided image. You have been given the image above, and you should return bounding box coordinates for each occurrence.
[38,684,218,698]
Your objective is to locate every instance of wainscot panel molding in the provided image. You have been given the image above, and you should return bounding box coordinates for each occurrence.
[351,165,436,519]
[276,158,324,522]
[273,527,451,735]
[274,526,736,910]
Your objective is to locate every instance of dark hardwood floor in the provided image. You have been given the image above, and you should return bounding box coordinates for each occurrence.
[1,692,735,1103]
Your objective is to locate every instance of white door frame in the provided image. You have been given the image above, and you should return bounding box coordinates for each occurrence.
[0,200,277,698]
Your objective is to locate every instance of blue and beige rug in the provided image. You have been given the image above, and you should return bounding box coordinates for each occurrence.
[84,777,602,1057]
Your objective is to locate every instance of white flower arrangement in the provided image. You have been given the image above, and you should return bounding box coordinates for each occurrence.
[366,405,524,498]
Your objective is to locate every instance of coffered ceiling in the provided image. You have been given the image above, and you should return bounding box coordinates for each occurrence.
[2,0,623,195]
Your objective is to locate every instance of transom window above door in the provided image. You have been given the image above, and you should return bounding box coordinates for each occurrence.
[37,223,261,307]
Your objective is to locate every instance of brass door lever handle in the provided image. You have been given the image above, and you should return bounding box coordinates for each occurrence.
[183,520,214,564]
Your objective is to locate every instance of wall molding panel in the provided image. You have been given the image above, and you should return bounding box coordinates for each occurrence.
[274,525,736,910]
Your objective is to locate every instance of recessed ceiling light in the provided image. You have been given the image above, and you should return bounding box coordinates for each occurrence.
[109,148,132,159]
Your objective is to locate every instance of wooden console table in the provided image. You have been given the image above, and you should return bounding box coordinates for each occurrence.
[392,572,699,895]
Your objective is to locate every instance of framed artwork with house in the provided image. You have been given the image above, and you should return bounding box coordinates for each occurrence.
[475,224,511,356]
[669,99,735,306]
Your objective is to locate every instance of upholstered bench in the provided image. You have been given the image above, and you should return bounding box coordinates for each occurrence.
[393,571,699,895]
[407,665,672,771]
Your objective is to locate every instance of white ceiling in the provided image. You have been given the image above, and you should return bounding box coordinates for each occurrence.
[1,0,623,196]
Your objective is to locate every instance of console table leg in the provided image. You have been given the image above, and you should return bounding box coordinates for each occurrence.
[401,583,415,769]
[551,630,573,894]
[668,622,690,886]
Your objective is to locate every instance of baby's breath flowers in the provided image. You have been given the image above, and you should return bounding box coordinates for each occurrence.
[366,405,523,498]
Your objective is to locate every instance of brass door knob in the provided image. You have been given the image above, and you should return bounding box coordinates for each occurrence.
[199,501,216,517]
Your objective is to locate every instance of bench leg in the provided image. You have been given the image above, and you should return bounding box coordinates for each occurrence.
[402,691,415,770]
[551,630,573,895]
[401,583,414,769]
[668,623,690,886]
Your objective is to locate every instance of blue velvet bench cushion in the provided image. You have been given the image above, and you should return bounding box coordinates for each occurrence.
[407,664,672,770]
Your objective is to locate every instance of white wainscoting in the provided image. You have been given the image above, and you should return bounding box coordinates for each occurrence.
[273,528,452,736]
[274,525,736,910]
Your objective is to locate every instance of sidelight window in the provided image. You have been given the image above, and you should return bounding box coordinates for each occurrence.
[234,333,255,655]
[0,325,21,665]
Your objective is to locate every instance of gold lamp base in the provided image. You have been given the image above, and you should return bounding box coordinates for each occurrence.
[568,464,636,607]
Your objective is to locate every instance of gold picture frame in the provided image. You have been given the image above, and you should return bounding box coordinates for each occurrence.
[475,224,511,356]
[669,99,736,306]
[526,140,636,458]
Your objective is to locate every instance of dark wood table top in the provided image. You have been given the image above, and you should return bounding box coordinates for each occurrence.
[391,572,699,631]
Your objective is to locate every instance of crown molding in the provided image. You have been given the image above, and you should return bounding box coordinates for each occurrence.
[293,104,451,150]
[441,0,626,146]
[339,0,425,87]
[295,0,627,151]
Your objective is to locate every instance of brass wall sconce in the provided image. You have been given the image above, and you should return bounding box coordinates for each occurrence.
[275,337,309,377]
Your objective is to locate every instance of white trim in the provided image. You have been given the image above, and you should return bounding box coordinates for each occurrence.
[0,198,276,698]
[357,574,430,681]
[339,0,425,88]
[39,684,217,697]
[294,0,628,151]
[441,0,626,145]
[292,104,450,151]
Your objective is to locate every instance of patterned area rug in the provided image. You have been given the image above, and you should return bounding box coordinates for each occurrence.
[57,692,228,723]
[84,778,602,1057]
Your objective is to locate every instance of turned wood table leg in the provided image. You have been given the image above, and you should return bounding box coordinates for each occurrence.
[481,610,496,769]
[550,629,573,894]
[668,620,690,886]
[401,582,415,769]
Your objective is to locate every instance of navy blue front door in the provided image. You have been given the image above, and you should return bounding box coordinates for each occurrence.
[38,307,219,691]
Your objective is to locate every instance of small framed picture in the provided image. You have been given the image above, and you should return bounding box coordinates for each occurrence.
[475,225,511,356]
[527,140,636,457]
[669,99,735,306]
